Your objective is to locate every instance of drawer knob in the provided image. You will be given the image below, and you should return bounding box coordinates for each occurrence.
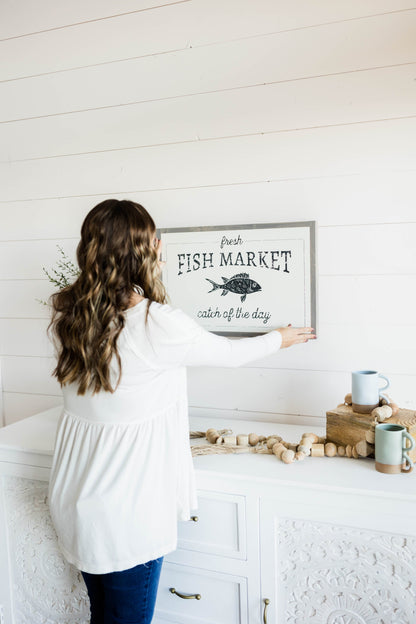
[170,587,201,600]
[263,598,270,623]
[190,515,199,522]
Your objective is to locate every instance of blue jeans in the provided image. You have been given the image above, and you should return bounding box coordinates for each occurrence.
[81,556,164,624]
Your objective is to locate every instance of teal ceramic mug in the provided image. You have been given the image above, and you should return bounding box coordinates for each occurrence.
[351,370,390,413]
[375,423,414,474]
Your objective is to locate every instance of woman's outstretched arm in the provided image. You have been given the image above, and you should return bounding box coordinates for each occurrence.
[140,302,316,369]
[182,324,316,368]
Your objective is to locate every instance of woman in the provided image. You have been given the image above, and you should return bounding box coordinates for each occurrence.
[47,199,316,624]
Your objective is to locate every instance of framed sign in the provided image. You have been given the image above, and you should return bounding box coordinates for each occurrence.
[159,221,316,336]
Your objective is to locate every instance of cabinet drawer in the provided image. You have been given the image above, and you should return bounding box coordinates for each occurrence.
[154,561,248,624]
[178,491,246,559]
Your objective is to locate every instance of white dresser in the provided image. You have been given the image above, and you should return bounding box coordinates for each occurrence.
[0,405,415,624]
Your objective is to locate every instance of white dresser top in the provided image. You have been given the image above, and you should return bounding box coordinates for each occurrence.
[0,405,414,500]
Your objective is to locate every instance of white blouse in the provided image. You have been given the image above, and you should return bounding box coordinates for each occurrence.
[48,299,282,574]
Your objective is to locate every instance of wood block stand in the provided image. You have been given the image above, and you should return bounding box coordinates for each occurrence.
[326,404,416,462]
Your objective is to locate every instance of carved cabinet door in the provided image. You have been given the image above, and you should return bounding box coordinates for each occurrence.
[1,475,90,624]
[259,494,416,624]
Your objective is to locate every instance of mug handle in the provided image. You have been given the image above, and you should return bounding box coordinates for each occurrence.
[378,374,390,396]
[402,431,414,473]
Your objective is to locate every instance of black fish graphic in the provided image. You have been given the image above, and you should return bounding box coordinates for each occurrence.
[206,273,261,303]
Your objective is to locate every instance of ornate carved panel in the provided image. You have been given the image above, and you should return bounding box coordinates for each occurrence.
[3,476,90,624]
[276,518,416,624]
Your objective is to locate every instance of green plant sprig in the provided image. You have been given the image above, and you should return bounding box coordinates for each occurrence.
[36,244,80,306]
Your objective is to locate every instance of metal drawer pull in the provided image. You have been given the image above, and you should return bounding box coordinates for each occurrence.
[170,587,201,600]
[263,598,270,623]
[190,515,199,522]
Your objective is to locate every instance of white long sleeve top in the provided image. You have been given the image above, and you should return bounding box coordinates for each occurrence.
[48,299,282,574]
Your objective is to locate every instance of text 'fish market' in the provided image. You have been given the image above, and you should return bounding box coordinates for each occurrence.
[177,250,293,275]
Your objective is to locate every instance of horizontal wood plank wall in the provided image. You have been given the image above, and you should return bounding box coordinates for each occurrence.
[1,0,415,425]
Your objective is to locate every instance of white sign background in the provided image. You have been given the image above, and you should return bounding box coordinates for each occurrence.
[160,223,316,335]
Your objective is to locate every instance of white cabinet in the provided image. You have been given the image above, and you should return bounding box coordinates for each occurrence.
[154,491,254,624]
[1,406,416,624]
[259,486,416,623]
[156,561,248,624]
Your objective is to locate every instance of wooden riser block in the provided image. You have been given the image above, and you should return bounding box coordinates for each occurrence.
[326,404,416,462]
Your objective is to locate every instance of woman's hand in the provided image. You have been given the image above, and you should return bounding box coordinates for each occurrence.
[154,238,166,273]
[276,324,316,348]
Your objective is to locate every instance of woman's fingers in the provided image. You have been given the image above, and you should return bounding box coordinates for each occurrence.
[294,327,316,342]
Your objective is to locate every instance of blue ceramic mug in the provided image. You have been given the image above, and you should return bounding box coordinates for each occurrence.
[375,423,414,474]
[351,370,390,413]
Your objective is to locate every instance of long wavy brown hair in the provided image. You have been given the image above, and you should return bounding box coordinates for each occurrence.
[47,199,167,396]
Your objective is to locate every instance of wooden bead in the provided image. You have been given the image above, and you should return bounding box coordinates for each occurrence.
[311,443,325,457]
[337,446,346,456]
[390,402,400,417]
[345,444,352,458]
[223,435,237,445]
[317,436,327,445]
[258,435,267,442]
[206,428,219,444]
[248,433,259,446]
[272,442,286,459]
[281,449,295,464]
[365,429,376,444]
[303,433,319,444]
[355,439,375,457]
[287,443,298,452]
[267,436,280,449]
[352,446,359,459]
[215,436,223,445]
[380,394,391,406]
[295,451,307,461]
[236,434,249,446]
[298,444,311,456]
[324,442,337,457]
[344,393,353,405]
[372,405,393,422]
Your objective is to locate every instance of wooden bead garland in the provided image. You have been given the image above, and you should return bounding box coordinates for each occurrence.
[189,425,375,464]
[190,386,404,463]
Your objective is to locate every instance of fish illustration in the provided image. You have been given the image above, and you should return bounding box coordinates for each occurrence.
[206,273,261,303]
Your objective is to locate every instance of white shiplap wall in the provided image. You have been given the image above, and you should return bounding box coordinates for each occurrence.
[1,0,415,426]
